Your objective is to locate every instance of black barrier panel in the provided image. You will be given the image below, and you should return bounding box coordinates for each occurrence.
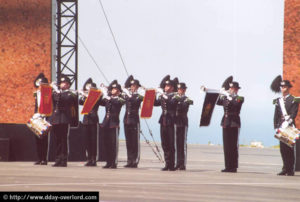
[46,123,86,162]
[0,124,37,161]
[0,138,9,161]
[0,123,107,162]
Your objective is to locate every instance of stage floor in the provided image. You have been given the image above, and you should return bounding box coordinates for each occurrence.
[1,142,300,201]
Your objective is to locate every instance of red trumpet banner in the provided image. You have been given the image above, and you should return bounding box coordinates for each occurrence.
[39,84,52,116]
[283,0,300,126]
[140,89,156,119]
[81,89,102,115]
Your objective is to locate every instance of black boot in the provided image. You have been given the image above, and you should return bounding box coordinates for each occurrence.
[90,157,97,166]
[40,160,48,165]
[102,163,111,168]
[161,165,169,171]
[110,164,117,169]
[84,160,92,166]
[168,165,176,171]
[124,163,132,168]
[34,160,41,165]
[277,170,287,176]
[52,161,61,167]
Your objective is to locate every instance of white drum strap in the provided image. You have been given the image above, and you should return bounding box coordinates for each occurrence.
[279,98,288,117]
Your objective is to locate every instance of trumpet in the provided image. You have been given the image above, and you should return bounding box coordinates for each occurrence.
[78,89,89,98]
[200,86,232,100]
[122,85,149,98]
[50,81,81,95]
[50,81,61,93]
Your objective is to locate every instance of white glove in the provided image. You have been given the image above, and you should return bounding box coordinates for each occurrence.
[220,89,232,101]
[122,88,132,98]
[156,88,164,95]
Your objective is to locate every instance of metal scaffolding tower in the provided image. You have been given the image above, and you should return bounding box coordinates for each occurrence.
[55,0,78,90]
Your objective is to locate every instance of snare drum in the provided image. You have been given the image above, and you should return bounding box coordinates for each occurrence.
[274,126,300,147]
[26,113,52,137]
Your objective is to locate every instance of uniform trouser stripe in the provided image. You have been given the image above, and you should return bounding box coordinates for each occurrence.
[136,123,140,165]
[160,125,175,167]
[184,126,188,166]
[222,127,239,169]
[115,127,119,165]
[174,126,177,166]
[82,124,97,160]
[124,124,140,165]
[280,141,295,172]
[53,124,69,163]
[176,126,188,167]
[103,127,119,166]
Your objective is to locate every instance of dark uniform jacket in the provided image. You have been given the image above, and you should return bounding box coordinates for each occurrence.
[175,95,193,127]
[154,93,178,126]
[123,93,143,125]
[273,95,299,129]
[79,96,102,125]
[100,96,125,128]
[216,94,244,128]
[49,90,77,125]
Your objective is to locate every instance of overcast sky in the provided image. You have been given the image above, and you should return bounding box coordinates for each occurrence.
[76,0,284,146]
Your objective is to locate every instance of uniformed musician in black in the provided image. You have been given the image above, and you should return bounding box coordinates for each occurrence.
[154,75,178,171]
[123,76,144,168]
[79,78,101,166]
[50,75,77,167]
[216,81,244,173]
[33,73,49,165]
[174,82,193,170]
[100,80,125,169]
[274,80,299,176]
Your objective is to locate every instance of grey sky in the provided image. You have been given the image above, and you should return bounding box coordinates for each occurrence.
[77,0,284,146]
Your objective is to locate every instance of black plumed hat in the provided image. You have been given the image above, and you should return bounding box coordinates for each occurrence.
[270,75,282,93]
[222,76,233,90]
[173,77,179,91]
[280,80,292,88]
[108,80,122,92]
[125,75,141,88]
[229,81,241,89]
[34,73,48,88]
[83,78,93,91]
[124,75,134,88]
[177,82,187,90]
[60,74,71,85]
[160,75,171,89]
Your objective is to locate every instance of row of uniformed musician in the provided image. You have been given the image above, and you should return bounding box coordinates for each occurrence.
[32,73,299,176]
[32,73,193,171]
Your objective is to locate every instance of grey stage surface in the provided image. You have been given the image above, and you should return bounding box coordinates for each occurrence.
[1,142,300,202]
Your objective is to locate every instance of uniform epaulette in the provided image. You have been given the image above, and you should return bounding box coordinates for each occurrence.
[138,94,144,100]
[71,91,77,97]
[236,96,244,102]
[273,98,278,105]
[119,97,126,103]
[220,95,226,99]
[293,97,300,103]
[185,98,193,105]
[33,92,37,97]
